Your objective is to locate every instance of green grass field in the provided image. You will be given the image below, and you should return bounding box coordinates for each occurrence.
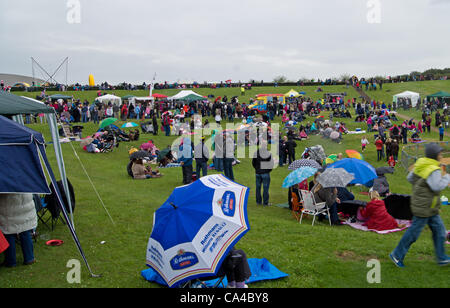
[1,82,449,288]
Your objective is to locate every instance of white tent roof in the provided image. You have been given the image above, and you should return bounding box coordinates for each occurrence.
[393,91,420,98]
[95,94,122,105]
[168,90,203,100]
[393,91,420,107]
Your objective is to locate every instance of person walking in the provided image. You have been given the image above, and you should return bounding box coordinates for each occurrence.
[252,140,274,206]
[0,194,37,267]
[375,137,384,161]
[390,143,450,267]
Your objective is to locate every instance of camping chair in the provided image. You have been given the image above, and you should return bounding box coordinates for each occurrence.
[180,274,227,288]
[34,194,65,231]
[299,190,331,226]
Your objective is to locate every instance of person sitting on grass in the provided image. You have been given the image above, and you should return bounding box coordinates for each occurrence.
[358,191,405,231]
[131,159,161,179]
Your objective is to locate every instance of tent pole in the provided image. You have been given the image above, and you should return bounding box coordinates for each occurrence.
[38,143,101,278]
[46,113,75,228]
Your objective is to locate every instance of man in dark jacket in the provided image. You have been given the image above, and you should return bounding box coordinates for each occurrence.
[285,136,297,165]
[390,143,450,267]
[252,140,274,206]
[194,137,209,178]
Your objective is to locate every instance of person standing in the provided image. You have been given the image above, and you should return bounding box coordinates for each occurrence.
[375,137,384,161]
[194,136,209,178]
[152,113,159,136]
[390,143,450,267]
[252,140,274,206]
[178,137,193,185]
[439,124,444,141]
[214,131,224,172]
[223,133,235,181]
[285,136,297,165]
[0,194,37,267]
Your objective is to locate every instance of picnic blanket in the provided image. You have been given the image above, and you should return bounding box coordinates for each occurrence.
[141,258,288,288]
[159,163,181,168]
[343,219,411,234]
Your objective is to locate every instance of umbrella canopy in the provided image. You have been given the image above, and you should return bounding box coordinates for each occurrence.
[99,118,118,129]
[323,127,333,138]
[146,174,250,288]
[152,93,168,99]
[325,154,338,165]
[305,145,327,162]
[288,159,322,171]
[121,122,138,128]
[130,150,151,161]
[316,168,355,188]
[326,158,377,186]
[346,149,364,160]
[330,131,340,140]
[282,167,317,188]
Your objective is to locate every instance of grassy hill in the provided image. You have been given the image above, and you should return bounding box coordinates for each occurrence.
[1,81,449,288]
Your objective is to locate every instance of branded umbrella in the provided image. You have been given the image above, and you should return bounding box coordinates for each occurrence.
[121,122,138,128]
[288,159,322,171]
[282,167,317,188]
[146,174,250,288]
[326,158,377,186]
[316,168,355,188]
[99,118,118,129]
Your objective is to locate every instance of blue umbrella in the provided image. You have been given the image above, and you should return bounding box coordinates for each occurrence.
[282,166,318,188]
[121,122,138,128]
[146,174,250,288]
[326,158,377,186]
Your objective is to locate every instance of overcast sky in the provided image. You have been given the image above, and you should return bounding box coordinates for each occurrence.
[1,0,449,85]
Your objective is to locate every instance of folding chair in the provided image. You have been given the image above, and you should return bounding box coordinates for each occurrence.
[35,194,65,231]
[300,190,331,226]
[180,274,227,288]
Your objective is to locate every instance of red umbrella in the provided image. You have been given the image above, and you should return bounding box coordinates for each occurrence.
[152,93,168,99]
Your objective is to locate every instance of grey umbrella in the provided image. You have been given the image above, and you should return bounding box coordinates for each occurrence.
[316,168,355,188]
[130,150,151,161]
[288,159,322,171]
[307,145,327,162]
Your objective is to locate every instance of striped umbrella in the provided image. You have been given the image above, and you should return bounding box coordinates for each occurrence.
[346,150,364,160]
[288,159,322,171]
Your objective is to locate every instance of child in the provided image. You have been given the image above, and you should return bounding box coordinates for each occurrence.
[358,191,404,231]
[361,136,369,152]
[388,155,396,167]
[439,124,444,141]
[375,137,384,161]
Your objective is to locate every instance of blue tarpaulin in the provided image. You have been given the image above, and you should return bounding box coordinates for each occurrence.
[141,258,289,287]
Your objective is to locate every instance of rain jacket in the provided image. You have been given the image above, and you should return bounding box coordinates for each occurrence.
[359,199,398,231]
[408,158,448,217]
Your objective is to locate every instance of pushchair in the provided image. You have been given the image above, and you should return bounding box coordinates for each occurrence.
[99,132,118,153]
[141,121,154,134]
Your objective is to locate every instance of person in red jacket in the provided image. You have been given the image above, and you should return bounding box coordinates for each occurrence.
[375,137,384,161]
[358,191,405,231]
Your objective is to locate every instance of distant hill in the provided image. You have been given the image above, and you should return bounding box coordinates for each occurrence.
[0,74,45,87]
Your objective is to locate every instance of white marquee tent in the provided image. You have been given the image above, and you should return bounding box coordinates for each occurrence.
[393,91,420,107]
[95,94,122,106]
[168,90,204,101]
